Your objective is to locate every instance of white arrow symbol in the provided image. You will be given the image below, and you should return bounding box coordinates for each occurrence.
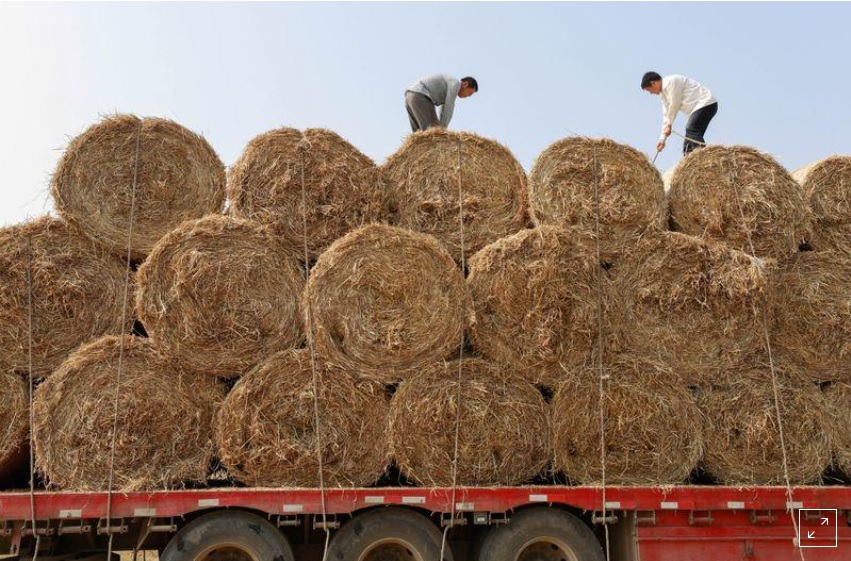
[821,517,829,525]
[808,531,815,539]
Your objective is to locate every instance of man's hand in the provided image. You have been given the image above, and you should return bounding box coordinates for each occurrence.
[663,124,672,138]
[656,139,666,152]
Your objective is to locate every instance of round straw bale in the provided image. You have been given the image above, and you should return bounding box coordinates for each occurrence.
[696,358,831,485]
[528,137,666,262]
[136,215,304,378]
[216,349,389,487]
[388,359,549,486]
[794,156,851,254]
[382,129,528,262]
[769,250,851,382]
[228,128,386,260]
[0,372,28,485]
[823,382,851,478]
[0,217,133,379]
[668,145,811,260]
[608,231,771,385]
[306,223,470,381]
[794,156,851,225]
[32,336,224,491]
[467,226,602,387]
[51,114,225,260]
[552,356,701,485]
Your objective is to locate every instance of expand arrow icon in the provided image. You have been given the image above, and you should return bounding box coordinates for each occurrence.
[808,531,815,539]
[821,517,830,525]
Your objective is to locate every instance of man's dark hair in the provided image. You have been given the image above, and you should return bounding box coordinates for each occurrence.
[461,76,479,92]
[641,71,662,89]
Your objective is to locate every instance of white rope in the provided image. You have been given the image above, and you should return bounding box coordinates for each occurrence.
[725,153,806,560]
[25,237,41,561]
[106,121,143,560]
[440,139,467,561]
[299,143,331,561]
[671,129,707,147]
[592,146,612,561]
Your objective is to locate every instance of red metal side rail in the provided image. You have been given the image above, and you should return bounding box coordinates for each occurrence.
[1,486,850,521]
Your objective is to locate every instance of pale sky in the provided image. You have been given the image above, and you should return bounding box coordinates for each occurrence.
[1,2,849,227]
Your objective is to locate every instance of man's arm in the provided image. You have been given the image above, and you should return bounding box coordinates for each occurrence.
[438,79,462,127]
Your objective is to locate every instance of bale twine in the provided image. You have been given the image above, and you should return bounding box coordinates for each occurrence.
[306,223,470,381]
[769,250,851,382]
[51,114,226,261]
[793,156,851,254]
[32,336,223,491]
[552,356,702,485]
[216,349,389,487]
[668,145,811,260]
[696,358,831,485]
[136,215,304,378]
[608,231,770,385]
[388,359,550,486]
[467,226,602,387]
[823,382,851,478]
[0,217,133,379]
[382,128,528,262]
[528,137,666,262]
[228,127,386,260]
[0,372,28,486]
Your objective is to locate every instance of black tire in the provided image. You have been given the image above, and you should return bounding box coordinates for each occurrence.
[159,510,295,561]
[477,507,604,561]
[326,507,453,561]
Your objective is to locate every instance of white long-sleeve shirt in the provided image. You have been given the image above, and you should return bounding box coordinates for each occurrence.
[406,74,462,127]
[659,75,716,141]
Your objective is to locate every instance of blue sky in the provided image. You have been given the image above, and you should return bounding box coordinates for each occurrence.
[1,2,849,226]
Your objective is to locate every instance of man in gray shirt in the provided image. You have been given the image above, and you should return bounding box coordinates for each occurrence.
[405,74,478,132]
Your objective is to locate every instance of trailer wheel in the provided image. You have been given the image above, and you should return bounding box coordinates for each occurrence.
[326,507,453,561]
[477,507,604,561]
[159,510,294,561]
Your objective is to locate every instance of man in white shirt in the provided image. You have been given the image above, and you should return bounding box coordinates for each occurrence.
[405,74,478,132]
[641,71,718,155]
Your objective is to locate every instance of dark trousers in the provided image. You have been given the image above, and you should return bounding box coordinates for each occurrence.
[683,102,718,154]
[405,91,439,132]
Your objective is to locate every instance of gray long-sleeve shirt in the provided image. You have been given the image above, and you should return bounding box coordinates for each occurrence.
[406,74,462,127]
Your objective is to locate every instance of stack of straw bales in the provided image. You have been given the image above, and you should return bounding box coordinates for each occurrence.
[0,217,133,379]
[305,223,471,382]
[528,137,666,263]
[551,356,703,485]
[33,336,223,491]
[467,226,603,387]
[216,350,389,487]
[136,215,305,378]
[607,231,771,385]
[794,156,851,254]
[388,359,550,486]
[228,128,386,260]
[52,114,226,261]
[382,129,528,263]
[668,146,811,260]
[7,112,851,492]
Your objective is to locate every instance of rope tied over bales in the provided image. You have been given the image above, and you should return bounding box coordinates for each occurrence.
[441,138,467,561]
[725,154,805,559]
[26,237,40,561]
[671,129,708,147]
[592,146,612,561]
[106,122,142,561]
[300,148,330,561]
